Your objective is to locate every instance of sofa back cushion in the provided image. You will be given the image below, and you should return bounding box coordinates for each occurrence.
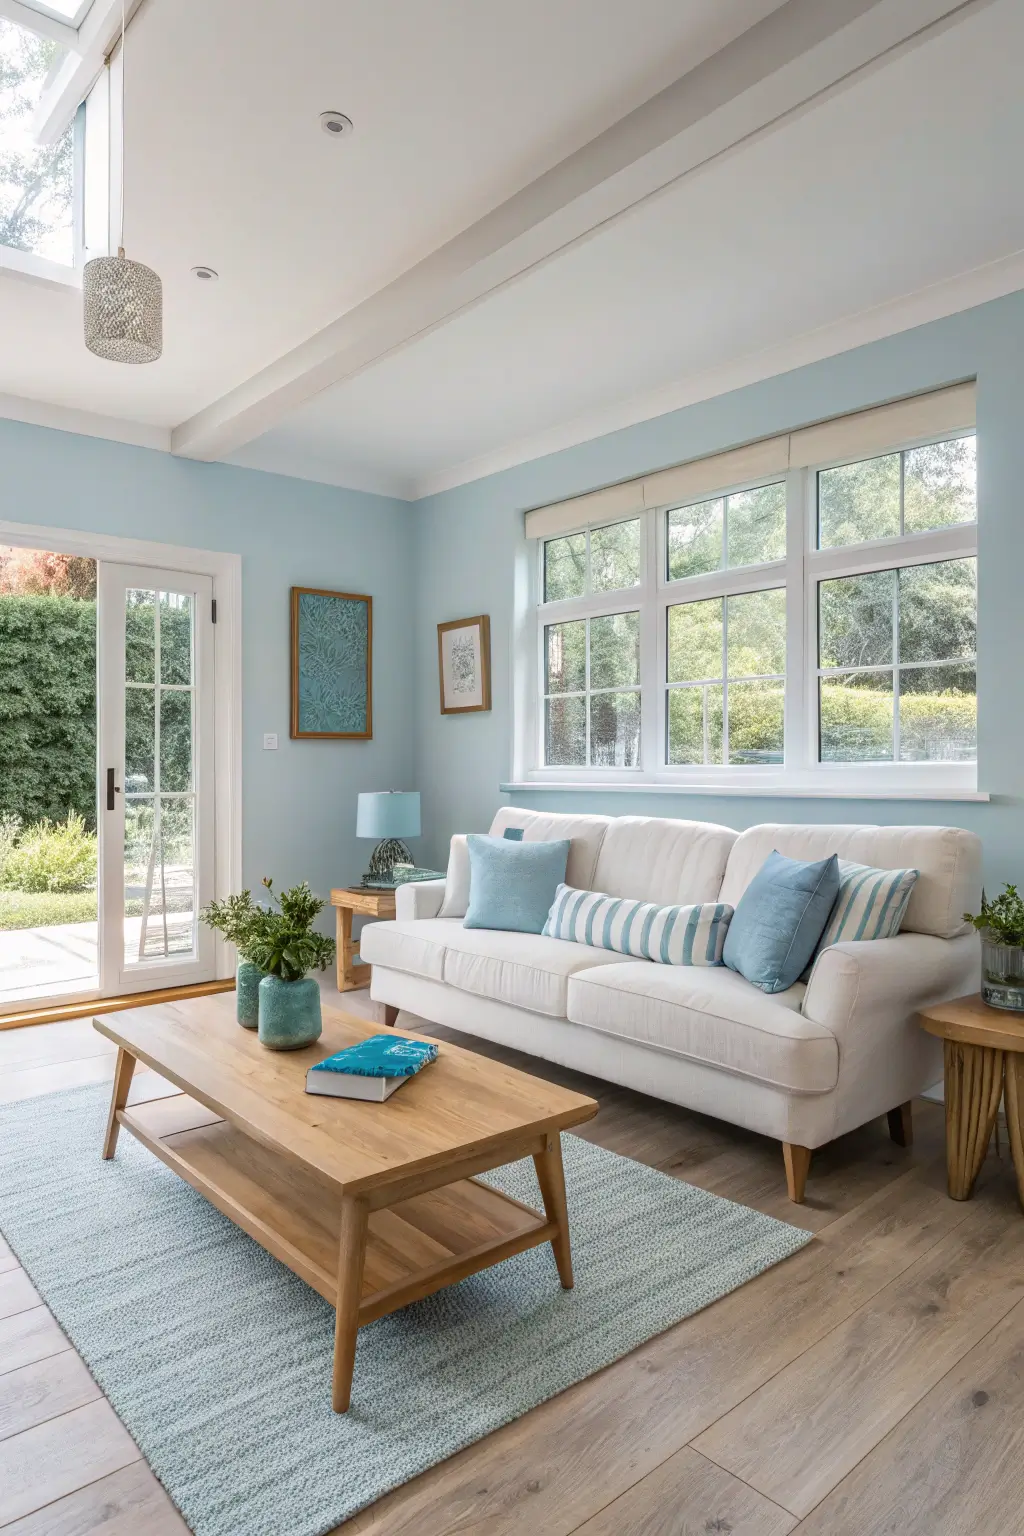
[487,808,612,891]
[591,816,737,906]
[720,823,981,940]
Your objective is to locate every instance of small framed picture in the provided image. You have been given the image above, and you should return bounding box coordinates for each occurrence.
[291,587,372,739]
[437,614,491,714]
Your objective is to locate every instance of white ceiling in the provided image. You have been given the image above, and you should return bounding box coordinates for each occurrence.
[0,0,1020,499]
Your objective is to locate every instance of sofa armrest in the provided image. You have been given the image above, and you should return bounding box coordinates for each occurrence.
[802,931,979,1140]
[803,931,980,1035]
[395,880,446,921]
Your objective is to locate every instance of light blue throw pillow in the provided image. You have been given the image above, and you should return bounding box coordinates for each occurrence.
[464,834,570,934]
[544,883,732,966]
[723,850,840,994]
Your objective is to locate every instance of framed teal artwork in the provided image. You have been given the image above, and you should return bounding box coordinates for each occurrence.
[290,587,372,739]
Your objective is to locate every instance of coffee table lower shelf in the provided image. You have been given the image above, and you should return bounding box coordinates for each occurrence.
[115,1094,563,1406]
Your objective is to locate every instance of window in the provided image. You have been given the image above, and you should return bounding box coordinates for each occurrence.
[0,0,110,273]
[0,17,74,264]
[522,387,978,793]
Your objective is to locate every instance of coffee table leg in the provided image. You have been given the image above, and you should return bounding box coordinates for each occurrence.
[1004,1055,1024,1213]
[332,1195,369,1412]
[102,1048,137,1159]
[944,1039,1004,1200]
[533,1133,574,1289]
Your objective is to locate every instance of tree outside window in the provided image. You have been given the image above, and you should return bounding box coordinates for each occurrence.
[0,18,74,264]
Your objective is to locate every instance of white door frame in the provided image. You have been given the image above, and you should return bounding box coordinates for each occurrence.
[0,519,242,1009]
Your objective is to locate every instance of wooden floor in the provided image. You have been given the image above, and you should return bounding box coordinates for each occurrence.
[2,1000,1024,1535]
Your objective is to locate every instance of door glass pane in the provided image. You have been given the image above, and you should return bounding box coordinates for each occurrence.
[726,483,786,568]
[667,498,723,581]
[125,590,155,682]
[818,454,900,548]
[160,592,193,684]
[123,587,197,967]
[590,519,640,592]
[124,685,154,792]
[160,689,193,793]
[819,670,894,761]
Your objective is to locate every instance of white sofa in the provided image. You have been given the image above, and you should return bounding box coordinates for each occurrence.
[361,808,982,1201]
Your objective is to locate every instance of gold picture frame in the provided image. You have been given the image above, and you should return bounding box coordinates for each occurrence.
[437,614,491,714]
[290,587,373,739]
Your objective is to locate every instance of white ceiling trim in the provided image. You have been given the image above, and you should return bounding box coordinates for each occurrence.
[171,0,985,465]
[31,0,143,146]
[0,0,77,48]
[412,248,1024,500]
[0,391,169,450]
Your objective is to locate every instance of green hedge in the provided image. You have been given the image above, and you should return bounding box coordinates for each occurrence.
[0,596,97,828]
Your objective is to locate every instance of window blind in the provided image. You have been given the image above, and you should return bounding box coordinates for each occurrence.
[524,381,976,540]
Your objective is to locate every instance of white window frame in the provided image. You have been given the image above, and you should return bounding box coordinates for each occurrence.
[518,425,981,799]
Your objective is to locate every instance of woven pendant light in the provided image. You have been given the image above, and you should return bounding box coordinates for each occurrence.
[83,1,162,363]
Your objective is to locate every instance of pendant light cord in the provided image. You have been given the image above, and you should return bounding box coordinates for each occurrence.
[118,0,125,257]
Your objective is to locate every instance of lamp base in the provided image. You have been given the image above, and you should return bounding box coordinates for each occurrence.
[364,838,413,883]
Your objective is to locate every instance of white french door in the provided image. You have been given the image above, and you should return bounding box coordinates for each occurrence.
[97,563,216,995]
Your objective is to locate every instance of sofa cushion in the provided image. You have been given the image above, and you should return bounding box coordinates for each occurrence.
[357,918,452,982]
[590,815,737,906]
[544,883,732,966]
[442,927,626,1017]
[488,808,612,891]
[566,963,838,1093]
[719,823,981,940]
[464,835,570,933]
[723,851,839,994]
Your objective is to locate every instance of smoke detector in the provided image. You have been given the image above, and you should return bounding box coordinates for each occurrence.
[320,111,353,138]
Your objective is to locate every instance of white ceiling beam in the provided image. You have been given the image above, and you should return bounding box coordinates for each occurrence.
[0,0,77,48]
[171,0,988,464]
[31,0,143,145]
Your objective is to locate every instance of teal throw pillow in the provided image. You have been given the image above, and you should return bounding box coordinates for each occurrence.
[464,834,571,934]
[723,850,840,993]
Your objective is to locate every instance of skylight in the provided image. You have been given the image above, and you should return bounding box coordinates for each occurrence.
[0,17,74,265]
[18,0,95,23]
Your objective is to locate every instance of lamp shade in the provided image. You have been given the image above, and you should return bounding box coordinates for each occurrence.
[83,253,163,364]
[356,791,420,840]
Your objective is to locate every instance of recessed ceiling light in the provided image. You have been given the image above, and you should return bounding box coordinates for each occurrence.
[320,111,353,138]
[191,266,218,281]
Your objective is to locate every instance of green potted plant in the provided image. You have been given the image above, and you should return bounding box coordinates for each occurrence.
[965,885,1024,1012]
[245,879,336,1050]
[200,889,274,1029]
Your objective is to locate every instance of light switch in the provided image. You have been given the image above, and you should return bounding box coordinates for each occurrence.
[263,733,279,750]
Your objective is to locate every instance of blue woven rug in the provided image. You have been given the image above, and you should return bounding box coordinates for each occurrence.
[0,1084,811,1535]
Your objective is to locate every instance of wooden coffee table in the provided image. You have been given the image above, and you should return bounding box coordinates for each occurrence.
[918,992,1024,1208]
[94,994,597,1411]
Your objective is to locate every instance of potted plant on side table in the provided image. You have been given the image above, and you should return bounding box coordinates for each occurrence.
[246,878,336,1050]
[199,889,273,1030]
[965,884,1024,1012]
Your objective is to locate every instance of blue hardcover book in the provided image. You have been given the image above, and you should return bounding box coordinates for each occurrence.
[305,1036,438,1101]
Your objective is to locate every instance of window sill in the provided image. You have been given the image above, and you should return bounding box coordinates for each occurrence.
[0,246,79,291]
[500,780,990,803]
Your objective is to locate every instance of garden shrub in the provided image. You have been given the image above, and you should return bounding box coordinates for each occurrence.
[0,810,97,893]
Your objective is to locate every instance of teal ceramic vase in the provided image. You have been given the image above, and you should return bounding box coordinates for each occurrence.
[257,974,322,1051]
[235,959,263,1030]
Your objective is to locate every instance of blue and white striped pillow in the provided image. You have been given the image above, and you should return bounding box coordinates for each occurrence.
[813,859,918,959]
[543,883,732,966]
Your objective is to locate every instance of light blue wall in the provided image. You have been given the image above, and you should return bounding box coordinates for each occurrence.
[412,290,1024,887]
[0,421,417,917]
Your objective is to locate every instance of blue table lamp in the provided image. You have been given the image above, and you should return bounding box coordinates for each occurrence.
[357,791,421,882]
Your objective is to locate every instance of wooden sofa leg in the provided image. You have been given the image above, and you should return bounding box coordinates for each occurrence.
[887,1101,913,1148]
[380,1004,399,1028]
[783,1143,812,1204]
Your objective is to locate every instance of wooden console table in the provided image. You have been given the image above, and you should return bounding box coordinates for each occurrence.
[918,993,1024,1208]
[330,887,396,993]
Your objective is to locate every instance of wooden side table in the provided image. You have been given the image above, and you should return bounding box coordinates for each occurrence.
[330,887,396,993]
[918,993,1024,1208]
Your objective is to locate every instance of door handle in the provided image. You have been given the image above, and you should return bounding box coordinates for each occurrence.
[106,768,121,811]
